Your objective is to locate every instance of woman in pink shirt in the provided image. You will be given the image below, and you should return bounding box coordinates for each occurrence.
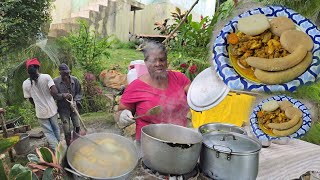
[118,41,191,141]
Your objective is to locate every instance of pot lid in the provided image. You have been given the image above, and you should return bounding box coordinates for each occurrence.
[203,132,261,154]
[187,67,230,112]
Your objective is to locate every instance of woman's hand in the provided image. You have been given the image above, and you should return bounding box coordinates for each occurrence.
[119,109,135,127]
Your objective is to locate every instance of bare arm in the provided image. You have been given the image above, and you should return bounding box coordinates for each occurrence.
[184,83,191,94]
[50,85,58,97]
[74,78,82,102]
[118,103,135,113]
[117,102,135,118]
[28,98,35,107]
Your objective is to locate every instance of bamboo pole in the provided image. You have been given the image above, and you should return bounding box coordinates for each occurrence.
[0,109,14,162]
[162,0,200,44]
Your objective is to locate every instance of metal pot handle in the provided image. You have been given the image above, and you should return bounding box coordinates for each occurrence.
[220,134,237,141]
[64,167,89,179]
[212,145,233,161]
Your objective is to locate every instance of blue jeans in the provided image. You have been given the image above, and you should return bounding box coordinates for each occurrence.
[38,114,60,150]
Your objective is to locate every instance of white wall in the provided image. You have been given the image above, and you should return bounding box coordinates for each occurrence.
[137,0,216,17]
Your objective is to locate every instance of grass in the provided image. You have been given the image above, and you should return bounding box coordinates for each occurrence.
[81,111,114,124]
[301,122,320,145]
[102,48,144,74]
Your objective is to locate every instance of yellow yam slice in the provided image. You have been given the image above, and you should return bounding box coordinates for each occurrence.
[272,119,302,137]
[246,45,307,71]
[254,52,312,84]
[268,115,300,130]
[262,100,279,112]
[238,14,270,36]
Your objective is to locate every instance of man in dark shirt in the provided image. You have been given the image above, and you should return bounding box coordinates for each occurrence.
[54,63,82,145]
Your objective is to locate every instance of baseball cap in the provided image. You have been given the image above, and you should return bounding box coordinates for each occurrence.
[26,58,40,69]
[59,63,71,73]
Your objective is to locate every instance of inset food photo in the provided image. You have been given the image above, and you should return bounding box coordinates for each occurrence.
[250,95,311,140]
[212,5,320,92]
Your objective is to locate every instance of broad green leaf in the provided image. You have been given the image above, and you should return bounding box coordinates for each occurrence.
[0,135,20,154]
[42,168,53,180]
[9,164,29,179]
[15,170,32,180]
[27,154,40,164]
[55,141,67,165]
[187,14,193,23]
[0,160,8,180]
[38,147,53,163]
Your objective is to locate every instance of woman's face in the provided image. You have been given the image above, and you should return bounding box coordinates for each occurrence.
[145,49,168,79]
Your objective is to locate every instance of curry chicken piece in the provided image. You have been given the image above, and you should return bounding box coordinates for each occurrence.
[229,30,290,68]
[257,108,290,129]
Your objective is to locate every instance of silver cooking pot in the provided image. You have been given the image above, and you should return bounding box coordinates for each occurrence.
[200,132,261,180]
[141,124,202,175]
[67,133,139,180]
[198,123,247,135]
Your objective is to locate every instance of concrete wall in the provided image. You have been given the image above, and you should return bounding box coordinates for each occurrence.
[105,0,131,41]
[51,0,72,24]
[130,2,202,35]
[50,0,207,41]
[138,0,216,16]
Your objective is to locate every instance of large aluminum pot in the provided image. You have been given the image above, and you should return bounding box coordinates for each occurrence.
[141,124,202,175]
[198,123,247,135]
[67,133,139,180]
[200,132,261,180]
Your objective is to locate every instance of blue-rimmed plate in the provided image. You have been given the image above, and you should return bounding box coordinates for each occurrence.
[212,6,320,92]
[250,95,311,140]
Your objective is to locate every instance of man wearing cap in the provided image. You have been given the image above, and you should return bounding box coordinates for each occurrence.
[22,58,61,151]
[54,63,82,145]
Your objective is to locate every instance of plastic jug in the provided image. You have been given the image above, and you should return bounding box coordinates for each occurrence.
[127,60,148,84]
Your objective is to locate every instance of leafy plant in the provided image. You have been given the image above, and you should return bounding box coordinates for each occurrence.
[8,145,67,180]
[170,7,188,22]
[154,19,170,35]
[1,44,59,105]
[5,101,38,128]
[0,135,20,180]
[169,52,210,81]
[165,0,236,80]
[81,72,109,113]
[0,0,52,54]
[0,136,20,156]
[60,20,113,76]
[301,122,320,145]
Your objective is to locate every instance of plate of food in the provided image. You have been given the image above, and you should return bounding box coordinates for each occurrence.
[250,95,311,140]
[212,6,320,92]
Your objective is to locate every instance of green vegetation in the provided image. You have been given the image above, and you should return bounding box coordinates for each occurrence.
[301,122,320,145]
[256,0,320,22]
[58,20,112,76]
[81,111,114,124]
[104,48,144,74]
[0,0,52,54]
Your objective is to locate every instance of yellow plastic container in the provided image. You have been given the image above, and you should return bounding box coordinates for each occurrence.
[191,92,256,128]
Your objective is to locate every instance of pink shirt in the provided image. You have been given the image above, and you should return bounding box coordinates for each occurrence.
[121,71,190,140]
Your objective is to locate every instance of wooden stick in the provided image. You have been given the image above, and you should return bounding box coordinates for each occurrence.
[0,112,15,162]
[162,0,200,44]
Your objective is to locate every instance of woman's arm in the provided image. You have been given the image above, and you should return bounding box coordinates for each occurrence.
[184,83,191,94]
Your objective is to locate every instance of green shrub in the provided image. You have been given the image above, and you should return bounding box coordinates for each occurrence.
[5,102,38,128]
[301,122,320,145]
[80,72,110,113]
[59,20,113,76]
[168,50,210,81]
